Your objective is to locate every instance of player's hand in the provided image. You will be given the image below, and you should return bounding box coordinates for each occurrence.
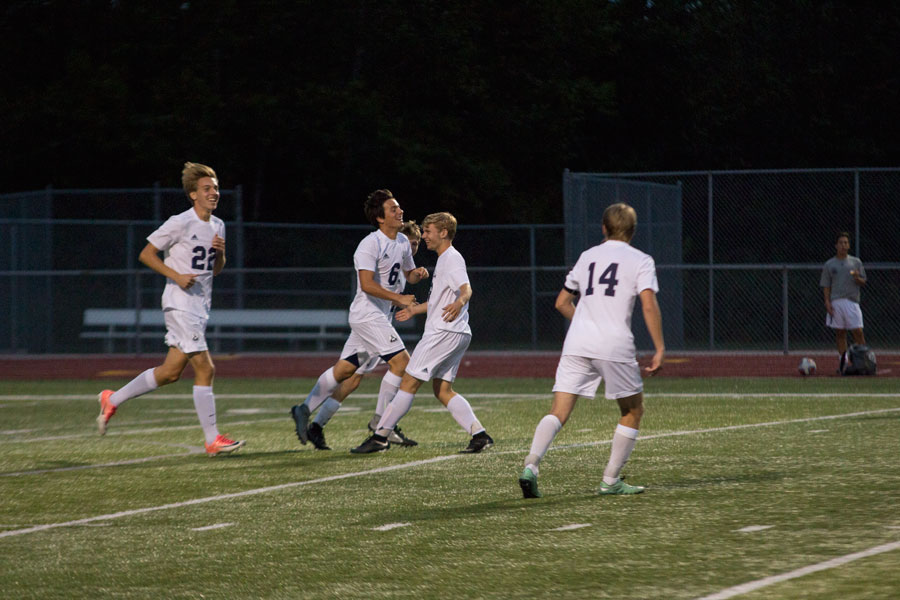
[825,301,834,317]
[397,294,416,308]
[175,273,198,290]
[212,234,225,252]
[395,308,412,322]
[441,300,463,322]
[411,267,429,282]
[644,351,664,376]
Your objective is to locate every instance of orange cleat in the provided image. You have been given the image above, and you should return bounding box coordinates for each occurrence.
[205,434,246,456]
[96,390,117,436]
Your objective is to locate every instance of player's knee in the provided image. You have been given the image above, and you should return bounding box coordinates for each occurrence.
[156,369,181,385]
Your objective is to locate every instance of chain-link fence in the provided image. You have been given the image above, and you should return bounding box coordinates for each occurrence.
[3,168,899,355]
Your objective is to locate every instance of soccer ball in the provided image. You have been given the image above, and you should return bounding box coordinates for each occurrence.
[798,357,816,376]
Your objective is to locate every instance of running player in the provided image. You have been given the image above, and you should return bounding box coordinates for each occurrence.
[290,190,429,450]
[303,220,424,450]
[518,202,664,498]
[96,162,245,456]
[351,212,493,454]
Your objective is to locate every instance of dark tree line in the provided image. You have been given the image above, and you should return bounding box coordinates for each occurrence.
[2,0,897,224]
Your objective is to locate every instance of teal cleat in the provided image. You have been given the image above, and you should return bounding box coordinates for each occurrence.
[598,479,645,495]
[519,467,542,499]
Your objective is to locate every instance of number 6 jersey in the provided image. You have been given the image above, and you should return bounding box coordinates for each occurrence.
[348,229,416,324]
[146,207,225,319]
[561,240,658,362]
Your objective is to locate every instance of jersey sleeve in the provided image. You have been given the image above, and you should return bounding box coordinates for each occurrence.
[636,254,659,294]
[353,236,378,272]
[146,215,183,251]
[563,255,584,294]
[819,262,832,288]
[856,259,866,279]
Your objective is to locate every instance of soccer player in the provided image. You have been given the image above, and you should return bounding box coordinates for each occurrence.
[303,220,424,450]
[351,212,493,454]
[820,231,866,373]
[290,190,429,450]
[518,202,664,498]
[96,162,245,456]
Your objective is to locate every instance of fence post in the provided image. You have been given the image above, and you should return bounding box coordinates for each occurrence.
[854,170,860,256]
[782,266,789,354]
[707,173,715,350]
[529,225,538,349]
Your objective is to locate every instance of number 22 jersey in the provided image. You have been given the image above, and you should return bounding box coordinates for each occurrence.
[146,207,225,319]
[561,240,658,362]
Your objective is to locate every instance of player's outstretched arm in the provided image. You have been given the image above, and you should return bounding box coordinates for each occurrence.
[396,302,427,322]
[639,288,665,375]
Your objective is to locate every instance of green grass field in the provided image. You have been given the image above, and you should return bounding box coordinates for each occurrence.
[2,376,899,599]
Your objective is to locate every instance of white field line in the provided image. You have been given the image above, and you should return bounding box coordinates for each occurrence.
[3,406,900,540]
[695,541,900,600]
[2,392,900,402]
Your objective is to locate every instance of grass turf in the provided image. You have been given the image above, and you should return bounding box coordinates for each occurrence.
[1,376,898,599]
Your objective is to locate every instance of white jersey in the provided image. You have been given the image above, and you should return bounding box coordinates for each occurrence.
[348,229,416,324]
[146,207,224,319]
[561,240,658,362]
[424,246,471,336]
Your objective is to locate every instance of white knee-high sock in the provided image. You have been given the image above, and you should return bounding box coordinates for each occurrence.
[524,414,562,475]
[313,397,342,427]
[603,424,639,484]
[110,368,158,407]
[375,370,402,420]
[304,368,339,413]
[446,394,484,435]
[193,385,219,445]
[376,390,415,435]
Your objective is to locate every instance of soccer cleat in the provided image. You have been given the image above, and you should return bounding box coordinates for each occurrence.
[307,422,331,450]
[205,434,245,456]
[387,426,418,447]
[519,467,542,499]
[350,434,389,454]
[96,390,117,436]
[290,404,310,444]
[598,479,645,495]
[460,431,494,454]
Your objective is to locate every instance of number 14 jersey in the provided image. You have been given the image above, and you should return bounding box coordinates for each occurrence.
[146,207,225,319]
[561,240,658,362]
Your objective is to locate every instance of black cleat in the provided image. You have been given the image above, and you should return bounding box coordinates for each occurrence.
[350,434,390,454]
[460,431,494,454]
[387,426,418,447]
[307,422,331,450]
[291,404,310,444]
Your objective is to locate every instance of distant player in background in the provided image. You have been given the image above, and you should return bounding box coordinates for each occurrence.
[303,220,424,450]
[519,202,664,499]
[290,190,429,451]
[351,211,493,454]
[96,162,245,456]
[820,231,866,373]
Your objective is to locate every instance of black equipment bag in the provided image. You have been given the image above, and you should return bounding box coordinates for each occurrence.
[842,344,877,376]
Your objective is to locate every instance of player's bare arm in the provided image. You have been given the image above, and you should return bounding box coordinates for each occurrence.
[405,266,430,283]
[823,287,833,316]
[358,269,415,308]
[395,302,427,322]
[138,242,198,290]
[442,283,472,322]
[640,288,665,375]
[212,234,226,276]
[554,288,577,321]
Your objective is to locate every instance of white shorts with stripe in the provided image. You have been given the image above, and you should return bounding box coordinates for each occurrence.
[405,330,471,382]
[341,318,407,366]
[826,298,864,330]
[163,309,209,354]
[552,354,643,400]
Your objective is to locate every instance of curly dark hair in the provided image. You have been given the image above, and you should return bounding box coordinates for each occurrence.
[364,189,395,227]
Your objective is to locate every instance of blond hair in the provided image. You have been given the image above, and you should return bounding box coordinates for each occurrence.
[422,212,458,240]
[400,220,421,240]
[602,202,637,242]
[181,162,217,199]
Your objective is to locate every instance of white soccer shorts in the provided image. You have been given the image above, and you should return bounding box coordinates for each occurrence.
[552,354,643,400]
[342,317,407,364]
[826,298,864,330]
[405,329,471,382]
[163,309,209,354]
